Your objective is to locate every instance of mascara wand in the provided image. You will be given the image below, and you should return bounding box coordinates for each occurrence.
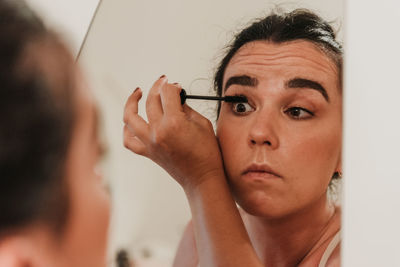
[180,89,247,105]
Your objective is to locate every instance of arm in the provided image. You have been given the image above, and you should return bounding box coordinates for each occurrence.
[185,172,262,267]
[173,221,198,267]
[123,76,262,267]
[173,177,262,267]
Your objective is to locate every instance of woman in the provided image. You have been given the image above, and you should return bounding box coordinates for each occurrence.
[0,1,110,266]
[123,9,342,267]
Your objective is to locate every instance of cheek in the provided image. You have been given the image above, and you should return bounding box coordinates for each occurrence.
[78,175,110,264]
[283,105,342,166]
[290,134,337,164]
[216,117,248,172]
[283,124,342,189]
[302,125,340,163]
[63,154,111,266]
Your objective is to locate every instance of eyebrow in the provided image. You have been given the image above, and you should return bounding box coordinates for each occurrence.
[224,75,258,91]
[224,75,329,102]
[286,78,330,102]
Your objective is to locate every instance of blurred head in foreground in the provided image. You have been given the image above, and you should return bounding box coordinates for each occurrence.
[0,1,110,266]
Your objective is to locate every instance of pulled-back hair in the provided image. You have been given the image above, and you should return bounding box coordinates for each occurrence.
[214,9,343,114]
[0,0,75,235]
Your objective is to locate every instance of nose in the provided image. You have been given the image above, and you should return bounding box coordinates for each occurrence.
[248,109,279,149]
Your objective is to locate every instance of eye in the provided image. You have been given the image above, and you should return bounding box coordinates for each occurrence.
[231,102,255,115]
[285,107,314,120]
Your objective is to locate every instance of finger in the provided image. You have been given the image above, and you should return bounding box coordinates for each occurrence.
[146,75,168,123]
[183,104,203,121]
[183,104,212,128]
[123,88,150,141]
[160,83,184,115]
[123,125,147,156]
[124,87,143,124]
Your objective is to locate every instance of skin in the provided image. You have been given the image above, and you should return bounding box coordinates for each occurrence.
[218,40,342,219]
[0,52,110,266]
[216,40,342,265]
[124,78,260,267]
[58,69,110,267]
[123,40,342,267]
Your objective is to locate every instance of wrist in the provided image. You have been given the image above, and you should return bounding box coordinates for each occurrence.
[183,168,230,201]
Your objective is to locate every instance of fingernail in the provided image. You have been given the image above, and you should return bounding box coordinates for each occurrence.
[159,74,166,79]
[134,87,140,93]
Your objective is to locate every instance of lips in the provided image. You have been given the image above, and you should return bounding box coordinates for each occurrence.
[242,164,282,178]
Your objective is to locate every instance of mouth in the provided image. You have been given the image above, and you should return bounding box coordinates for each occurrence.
[242,164,282,179]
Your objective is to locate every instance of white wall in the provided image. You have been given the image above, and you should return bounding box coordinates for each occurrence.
[343,0,400,266]
[25,0,100,56]
[78,1,344,265]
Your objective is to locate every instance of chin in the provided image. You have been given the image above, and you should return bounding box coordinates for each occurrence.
[227,176,299,219]
[233,189,290,219]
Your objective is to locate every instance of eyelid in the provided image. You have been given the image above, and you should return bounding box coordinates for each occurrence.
[284,96,318,112]
[225,92,255,109]
[284,106,314,120]
[225,91,253,103]
[224,85,253,96]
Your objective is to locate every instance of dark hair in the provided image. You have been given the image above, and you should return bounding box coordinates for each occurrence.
[0,0,76,235]
[214,9,343,114]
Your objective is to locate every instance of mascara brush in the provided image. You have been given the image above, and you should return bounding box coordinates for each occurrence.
[180,89,247,105]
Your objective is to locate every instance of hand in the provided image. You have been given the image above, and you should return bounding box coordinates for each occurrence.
[124,76,261,267]
[123,76,224,190]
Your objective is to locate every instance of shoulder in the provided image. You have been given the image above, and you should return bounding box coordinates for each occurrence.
[172,220,198,267]
[320,206,342,267]
[325,241,341,267]
[300,206,342,267]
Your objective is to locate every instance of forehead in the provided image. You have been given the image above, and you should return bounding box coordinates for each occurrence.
[74,67,98,131]
[223,40,339,92]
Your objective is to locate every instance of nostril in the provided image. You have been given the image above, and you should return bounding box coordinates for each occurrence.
[250,139,272,146]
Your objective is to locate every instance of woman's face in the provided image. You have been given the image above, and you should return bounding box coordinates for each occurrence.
[0,42,110,266]
[216,40,342,218]
[56,69,110,267]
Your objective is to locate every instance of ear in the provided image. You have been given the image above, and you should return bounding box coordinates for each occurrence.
[0,246,18,267]
[335,151,342,174]
[0,236,33,267]
[0,231,55,267]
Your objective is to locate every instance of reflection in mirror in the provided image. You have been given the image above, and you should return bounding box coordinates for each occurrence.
[79,0,343,265]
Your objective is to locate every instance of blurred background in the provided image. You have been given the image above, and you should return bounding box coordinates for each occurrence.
[26,0,400,266]
[24,0,98,56]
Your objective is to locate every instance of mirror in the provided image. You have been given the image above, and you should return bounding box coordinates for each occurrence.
[78,0,344,265]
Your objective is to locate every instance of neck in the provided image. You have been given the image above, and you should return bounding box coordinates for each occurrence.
[242,194,338,267]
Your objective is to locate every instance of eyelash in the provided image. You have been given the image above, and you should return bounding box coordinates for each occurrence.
[228,94,315,120]
[284,107,314,120]
[228,94,254,115]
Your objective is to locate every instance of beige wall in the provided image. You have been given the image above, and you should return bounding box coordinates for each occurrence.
[26,0,99,56]
[343,1,400,266]
[78,1,344,265]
